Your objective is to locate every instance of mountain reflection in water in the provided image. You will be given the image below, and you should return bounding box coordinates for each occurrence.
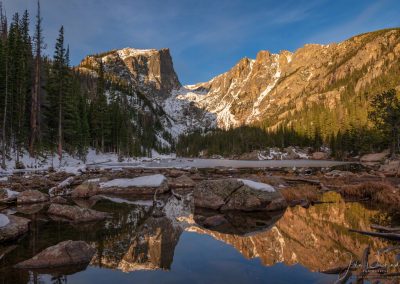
[1,192,399,284]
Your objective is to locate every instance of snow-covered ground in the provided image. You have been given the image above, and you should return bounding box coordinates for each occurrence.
[99,174,166,188]
[0,149,176,175]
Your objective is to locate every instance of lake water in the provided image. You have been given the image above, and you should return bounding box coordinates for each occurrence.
[1,192,399,284]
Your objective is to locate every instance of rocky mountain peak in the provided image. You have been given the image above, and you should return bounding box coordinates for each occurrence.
[78,47,181,100]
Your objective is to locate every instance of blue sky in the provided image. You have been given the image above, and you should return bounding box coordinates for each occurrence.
[3,0,400,84]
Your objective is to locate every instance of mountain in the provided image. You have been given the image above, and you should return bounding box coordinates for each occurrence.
[78,28,400,140]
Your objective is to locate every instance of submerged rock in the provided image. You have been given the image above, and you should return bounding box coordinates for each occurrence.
[17,190,49,204]
[15,240,95,269]
[194,179,287,212]
[47,204,109,222]
[0,214,30,242]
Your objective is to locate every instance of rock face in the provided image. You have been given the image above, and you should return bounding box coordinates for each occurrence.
[0,215,30,242]
[17,190,49,204]
[194,179,287,212]
[47,204,109,222]
[15,240,95,269]
[79,48,181,100]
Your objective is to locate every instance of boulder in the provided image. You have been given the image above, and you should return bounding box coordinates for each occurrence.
[98,174,169,195]
[50,196,68,204]
[194,179,287,212]
[71,179,101,198]
[168,175,195,189]
[311,152,328,160]
[194,179,243,210]
[17,203,46,215]
[47,204,109,222]
[203,215,228,227]
[284,147,300,160]
[17,190,49,204]
[0,188,19,203]
[379,159,400,176]
[360,150,390,164]
[165,169,186,178]
[14,240,95,269]
[0,214,30,242]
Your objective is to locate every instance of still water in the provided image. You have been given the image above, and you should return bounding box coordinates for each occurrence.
[1,192,399,284]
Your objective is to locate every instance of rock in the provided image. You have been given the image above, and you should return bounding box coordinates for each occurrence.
[0,214,30,242]
[71,179,100,198]
[360,150,390,164]
[325,170,355,178]
[168,175,195,189]
[203,215,228,227]
[14,240,95,269]
[284,147,300,160]
[311,152,328,160]
[50,196,68,204]
[98,174,169,195]
[0,188,19,203]
[17,190,49,204]
[194,179,287,212]
[17,203,46,215]
[47,204,109,222]
[379,159,400,176]
[194,179,243,210]
[220,182,287,212]
[165,169,186,178]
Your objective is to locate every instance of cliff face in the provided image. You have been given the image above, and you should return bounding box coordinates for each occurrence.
[79,47,181,100]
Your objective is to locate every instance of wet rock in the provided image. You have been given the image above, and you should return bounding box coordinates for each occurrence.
[168,175,195,189]
[194,179,287,212]
[15,240,95,269]
[98,174,169,196]
[50,196,68,204]
[0,188,19,203]
[17,190,49,204]
[311,152,328,160]
[325,170,355,178]
[0,214,30,242]
[203,215,228,227]
[47,204,109,222]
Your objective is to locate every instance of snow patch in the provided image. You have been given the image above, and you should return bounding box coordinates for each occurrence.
[97,195,153,206]
[238,179,275,192]
[99,174,166,188]
[0,214,10,228]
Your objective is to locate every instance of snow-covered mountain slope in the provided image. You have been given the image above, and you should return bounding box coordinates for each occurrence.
[77,28,400,137]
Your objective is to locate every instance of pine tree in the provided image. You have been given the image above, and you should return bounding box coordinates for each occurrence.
[30,0,44,156]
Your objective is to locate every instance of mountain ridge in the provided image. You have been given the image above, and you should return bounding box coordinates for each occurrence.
[77,27,400,138]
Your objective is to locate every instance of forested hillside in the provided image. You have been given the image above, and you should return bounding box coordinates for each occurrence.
[0,2,172,169]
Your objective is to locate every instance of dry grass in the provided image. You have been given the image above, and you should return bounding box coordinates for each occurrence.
[280,184,320,202]
[340,182,400,205]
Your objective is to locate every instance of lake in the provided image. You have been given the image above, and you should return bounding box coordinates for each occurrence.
[1,191,399,284]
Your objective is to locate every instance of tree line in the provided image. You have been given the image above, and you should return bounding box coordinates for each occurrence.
[177,89,400,160]
[0,1,170,169]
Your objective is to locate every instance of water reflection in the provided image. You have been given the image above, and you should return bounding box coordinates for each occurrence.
[0,192,399,283]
